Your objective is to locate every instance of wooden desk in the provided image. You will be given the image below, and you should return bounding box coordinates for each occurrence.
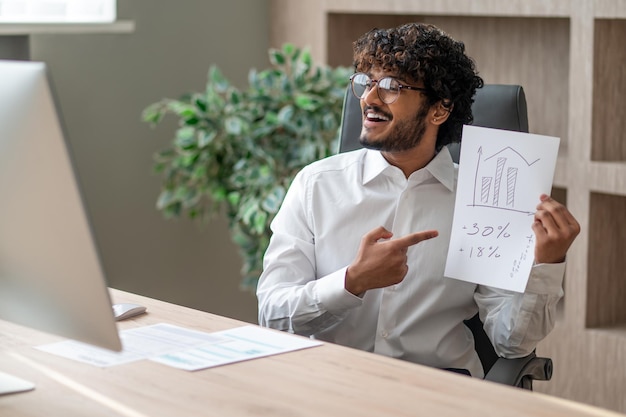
[0,289,623,417]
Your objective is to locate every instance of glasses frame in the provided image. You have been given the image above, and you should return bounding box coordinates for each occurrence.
[349,72,429,104]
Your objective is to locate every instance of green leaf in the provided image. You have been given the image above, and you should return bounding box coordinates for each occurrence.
[224,117,244,135]
[258,165,272,178]
[229,89,242,105]
[191,164,207,180]
[194,96,207,112]
[294,94,319,111]
[241,200,259,226]
[261,186,285,213]
[253,210,268,235]
[282,43,295,56]
[166,101,196,119]
[233,158,248,171]
[248,68,259,88]
[231,230,250,248]
[227,192,241,207]
[277,105,294,124]
[156,190,175,210]
[141,102,164,124]
[264,111,279,125]
[231,172,248,187]
[163,202,182,218]
[197,130,216,148]
[269,49,286,66]
[153,162,166,174]
[211,186,227,202]
[208,65,230,92]
[301,49,312,68]
[174,126,196,149]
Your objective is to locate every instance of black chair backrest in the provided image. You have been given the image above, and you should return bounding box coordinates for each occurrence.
[338,84,529,164]
[337,83,529,375]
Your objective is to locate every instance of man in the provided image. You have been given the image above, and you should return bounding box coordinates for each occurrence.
[256,23,580,378]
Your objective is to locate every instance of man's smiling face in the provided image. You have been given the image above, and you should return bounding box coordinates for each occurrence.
[359,68,430,153]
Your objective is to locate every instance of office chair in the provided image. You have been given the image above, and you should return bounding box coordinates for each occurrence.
[337,83,552,390]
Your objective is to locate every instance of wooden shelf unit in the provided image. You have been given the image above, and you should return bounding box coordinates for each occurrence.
[269,0,626,413]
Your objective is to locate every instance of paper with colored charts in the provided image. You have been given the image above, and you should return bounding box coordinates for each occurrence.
[444,125,560,292]
[37,323,322,370]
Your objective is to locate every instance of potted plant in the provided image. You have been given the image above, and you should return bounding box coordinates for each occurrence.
[142,44,351,290]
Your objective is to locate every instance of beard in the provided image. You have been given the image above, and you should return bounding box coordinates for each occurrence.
[359,103,430,152]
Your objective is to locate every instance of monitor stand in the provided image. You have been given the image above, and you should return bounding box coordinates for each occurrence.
[0,371,35,395]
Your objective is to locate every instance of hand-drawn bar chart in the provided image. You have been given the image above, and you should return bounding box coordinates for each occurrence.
[472,146,540,214]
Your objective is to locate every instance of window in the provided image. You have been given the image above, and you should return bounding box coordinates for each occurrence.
[0,0,116,23]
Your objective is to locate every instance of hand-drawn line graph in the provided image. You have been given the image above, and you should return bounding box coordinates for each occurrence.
[470,146,540,214]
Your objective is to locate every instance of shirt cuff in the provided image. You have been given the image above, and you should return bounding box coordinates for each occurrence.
[314,266,363,312]
[525,262,566,294]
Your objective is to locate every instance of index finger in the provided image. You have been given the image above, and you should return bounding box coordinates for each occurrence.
[537,196,580,229]
[390,230,439,249]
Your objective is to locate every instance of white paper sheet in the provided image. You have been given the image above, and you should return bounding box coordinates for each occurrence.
[444,125,560,292]
[36,323,322,370]
[149,325,322,371]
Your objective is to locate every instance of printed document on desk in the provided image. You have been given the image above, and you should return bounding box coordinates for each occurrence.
[150,325,322,371]
[37,323,322,370]
[444,125,560,292]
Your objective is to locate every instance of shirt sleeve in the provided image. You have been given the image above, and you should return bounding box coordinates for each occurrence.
[474,262,565,358]
[256,170,362,336]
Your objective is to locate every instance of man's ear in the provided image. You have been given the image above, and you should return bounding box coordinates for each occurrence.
[431,101,453,125]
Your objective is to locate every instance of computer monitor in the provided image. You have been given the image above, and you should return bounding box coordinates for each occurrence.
[0,60,122,394]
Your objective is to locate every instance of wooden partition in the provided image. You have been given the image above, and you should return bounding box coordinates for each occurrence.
[592,19,626,162]
[269,0,626,413]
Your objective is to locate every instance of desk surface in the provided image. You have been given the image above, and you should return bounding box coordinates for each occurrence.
[0,289,623,417]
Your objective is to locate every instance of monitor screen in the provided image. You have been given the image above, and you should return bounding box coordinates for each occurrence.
[0,60,122,393]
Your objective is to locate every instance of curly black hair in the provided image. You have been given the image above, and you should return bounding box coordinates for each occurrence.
[353,22,484,151]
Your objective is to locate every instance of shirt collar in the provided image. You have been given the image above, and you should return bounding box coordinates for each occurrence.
[362,147,456,192]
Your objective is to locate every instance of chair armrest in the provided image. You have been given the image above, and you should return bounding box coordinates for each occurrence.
[484,351,553,390]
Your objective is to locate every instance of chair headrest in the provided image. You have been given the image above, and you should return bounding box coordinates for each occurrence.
[472,84,528,133]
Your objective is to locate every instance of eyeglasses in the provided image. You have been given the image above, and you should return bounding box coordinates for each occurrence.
[350,73,428,104]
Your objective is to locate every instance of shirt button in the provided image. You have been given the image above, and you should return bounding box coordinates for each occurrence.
[381,330,388,338]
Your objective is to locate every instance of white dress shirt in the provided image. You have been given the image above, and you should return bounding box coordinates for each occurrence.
[257,147,564,377]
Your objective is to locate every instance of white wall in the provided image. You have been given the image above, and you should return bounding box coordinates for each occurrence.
[30,0,270,323]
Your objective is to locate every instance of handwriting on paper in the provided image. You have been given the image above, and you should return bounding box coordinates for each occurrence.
[444,125,559,292]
